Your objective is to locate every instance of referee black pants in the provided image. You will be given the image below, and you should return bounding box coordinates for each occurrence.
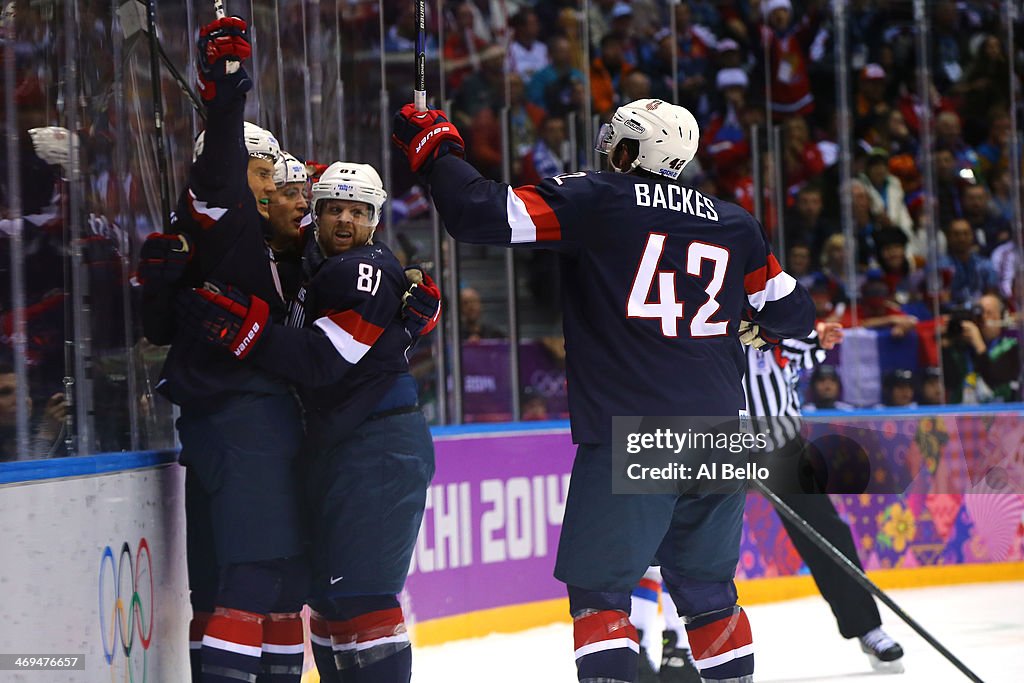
[763,439,882,640]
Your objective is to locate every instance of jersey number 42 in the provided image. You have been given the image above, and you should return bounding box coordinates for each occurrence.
[627,233,729,338]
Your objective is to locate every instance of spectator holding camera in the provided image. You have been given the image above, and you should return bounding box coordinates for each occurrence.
[943,293,1020,403]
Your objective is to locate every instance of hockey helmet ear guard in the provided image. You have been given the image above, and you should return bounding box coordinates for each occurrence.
[310,162,388,229]
[594,99,700,179]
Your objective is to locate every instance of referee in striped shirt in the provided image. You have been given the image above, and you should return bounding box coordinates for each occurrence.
[742,322,905,672]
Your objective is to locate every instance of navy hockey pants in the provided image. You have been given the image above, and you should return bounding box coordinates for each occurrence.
[304,409,435,599]
[178,392,306,566]
[555,442,745,593]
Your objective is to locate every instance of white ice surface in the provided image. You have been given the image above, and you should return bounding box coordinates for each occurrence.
[414,581,1024,682]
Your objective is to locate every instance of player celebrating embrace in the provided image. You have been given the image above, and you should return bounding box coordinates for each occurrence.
[393,99,815,683]
[177,161,436,683]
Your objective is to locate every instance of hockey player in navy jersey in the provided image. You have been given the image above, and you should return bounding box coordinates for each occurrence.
[137,16,309,683]
[267,152,310,301]
[394,98,815,683]
[176,161,437,683]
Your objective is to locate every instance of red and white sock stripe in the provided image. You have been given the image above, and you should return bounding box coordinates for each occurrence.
[202,607,265,658]
[262,612,305,656]
[687,606,754,671]
[328,607,410,658]
[572,610,639,661]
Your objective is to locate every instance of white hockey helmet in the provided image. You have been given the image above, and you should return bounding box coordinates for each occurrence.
[594,99,700,180]
[310,162,388,229]
[193,121,281,163]
[274,152,308,187]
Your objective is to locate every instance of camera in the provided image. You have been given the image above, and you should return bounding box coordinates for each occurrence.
[946,303,981,338]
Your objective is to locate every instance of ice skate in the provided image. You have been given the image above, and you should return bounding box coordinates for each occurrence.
[858,627,905,674]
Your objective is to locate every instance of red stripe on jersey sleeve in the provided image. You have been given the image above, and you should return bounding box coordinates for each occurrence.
[743,254,783,294]
[513,186,562,241]
[326,309,386,346]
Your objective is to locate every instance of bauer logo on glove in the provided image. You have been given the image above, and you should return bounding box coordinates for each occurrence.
[177,281,270,359]
[392,105,465,175]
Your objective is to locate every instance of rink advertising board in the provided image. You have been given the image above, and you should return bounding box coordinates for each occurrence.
[404,423,575,629]
[0,452,189,682]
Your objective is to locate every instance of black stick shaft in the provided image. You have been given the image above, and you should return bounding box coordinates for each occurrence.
[414,0,426,110]
[145,0,172,224]
[752,480,985,683]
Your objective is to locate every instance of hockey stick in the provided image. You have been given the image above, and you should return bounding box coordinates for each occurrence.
[751,480,985,682]
[413,0,427,111]
[144,0,172,224]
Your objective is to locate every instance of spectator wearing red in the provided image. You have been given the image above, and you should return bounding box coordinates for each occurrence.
[701,67,751,196]
[782,115,825,196]
[758,0,819,120]
[854,64,891,144]
[839,273,918,338]
[444,1,490,92]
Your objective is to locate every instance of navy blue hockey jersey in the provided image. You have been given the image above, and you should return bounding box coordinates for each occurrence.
[156,97,290,406]
[248,240,414,437]
[427,155,815,444]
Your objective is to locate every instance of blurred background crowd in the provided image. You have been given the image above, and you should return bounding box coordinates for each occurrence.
[0,0,1022,460]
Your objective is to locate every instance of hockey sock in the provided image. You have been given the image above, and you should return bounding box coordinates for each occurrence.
[685,605,754,682]
[630,568,662,656]
[573,609,639,683]
[256,612,304,683]
[327,597,411,683]
[189,611,212,682]
[309,609,342,683]
[201,607,265,683]
[661,588,689,648]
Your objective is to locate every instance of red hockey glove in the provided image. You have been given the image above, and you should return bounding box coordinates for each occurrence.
[391,104,465,174]
[402,266,442,337]
[197,16,252,103]
[137,232,192,288]
[177,281,269,359]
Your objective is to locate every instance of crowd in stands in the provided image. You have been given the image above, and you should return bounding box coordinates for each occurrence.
[417,0,1023,407]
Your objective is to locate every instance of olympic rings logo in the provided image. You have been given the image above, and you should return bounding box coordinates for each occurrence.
[98,538,154,681]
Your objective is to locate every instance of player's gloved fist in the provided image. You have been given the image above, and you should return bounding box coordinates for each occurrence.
[391,104,465,174]
[177,281,269,359]
[197,16,252,103]
[137,232,192,288]
[738,320,780,350]
[402,266,442,337]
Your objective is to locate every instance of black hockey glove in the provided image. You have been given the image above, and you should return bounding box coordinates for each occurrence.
[402,266,442,337]
[197,16,252,105]
[137,232,192,289]
[392,104,465,175]
[177,281,269,359]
